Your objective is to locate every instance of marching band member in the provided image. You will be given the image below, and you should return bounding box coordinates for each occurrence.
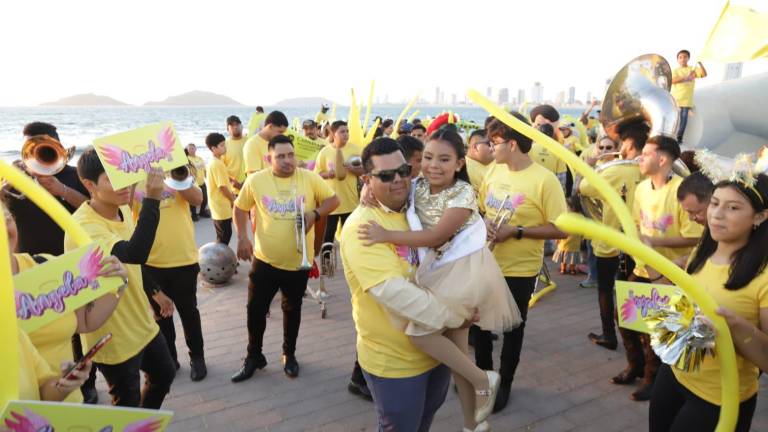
[231,134,338,382]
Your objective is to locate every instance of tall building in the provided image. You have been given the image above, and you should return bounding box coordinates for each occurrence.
[531,82,544,104]
[517,89,525,105]
[586,91,593,103]
[451,93,457,106]
[498,88,509,104]
[440,91,445,105]
[568,86,575,105]
[434,87,441,105]
[555,91,565,106]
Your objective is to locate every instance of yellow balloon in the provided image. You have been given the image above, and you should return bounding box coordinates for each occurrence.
[0,160,93,406]
[555,213,739,432]
[407,110,420,124]
[348,89,364,147]
[467,89,638,240]
[390,93,419,139]
[364,118,381,146]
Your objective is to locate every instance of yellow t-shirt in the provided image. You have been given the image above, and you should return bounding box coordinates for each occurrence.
[188,155,206,186]
[579,163,644,257]
[313,144,361,215]
[563,135,581,153]
[674,260,768,405]
[206,157,233,221]
[17,253,83,403]
[315,111,329,124]
[671,66,702,108]
[65,203,159,365]
[222,136,247,182]
[479,162,567,277]
[558,233,582,253]
[529,142,567,175]
[247,112,266,137]
[18,328,57,401]
[340,206,439,378]
[137,189,198,268]
[234,169,335,271]
[243,134,269,174]
[466,158,492,194]
[632,176,704,278]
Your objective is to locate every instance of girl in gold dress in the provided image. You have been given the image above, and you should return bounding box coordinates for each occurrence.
[359,129,521,430]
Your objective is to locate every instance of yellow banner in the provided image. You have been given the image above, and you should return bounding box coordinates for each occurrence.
[2,400,172,431]
[93,122,187,190]
[14,243,123,333]
[699,1,768,62]
[285,130,327,170]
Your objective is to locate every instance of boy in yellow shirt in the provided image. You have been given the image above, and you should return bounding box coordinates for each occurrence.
[671,49,707,144]
[186,143,209,220]
[243,111,289,174]
[231,134,339,383]
[477,114,567,413]
[205,133,236,244]
[66,148,175,408]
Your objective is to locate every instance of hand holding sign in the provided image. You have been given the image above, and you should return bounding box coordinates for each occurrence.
[93,122,186,190]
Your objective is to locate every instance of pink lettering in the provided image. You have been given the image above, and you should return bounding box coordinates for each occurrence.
[15,271,96,320]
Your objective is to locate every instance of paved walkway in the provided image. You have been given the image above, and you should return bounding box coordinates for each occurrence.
[95,218,768,431]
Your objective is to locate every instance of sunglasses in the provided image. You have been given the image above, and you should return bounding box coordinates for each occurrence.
[370,163,412,182]
[598,146,615,150]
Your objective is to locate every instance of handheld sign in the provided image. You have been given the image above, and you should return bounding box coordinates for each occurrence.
[14,243,124,333]
[93,122,187,189]
[285,130,326,171]
[2,400,172,431]
[616,281,680,334]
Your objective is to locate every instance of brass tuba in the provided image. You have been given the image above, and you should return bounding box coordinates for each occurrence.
[21,134,71,176]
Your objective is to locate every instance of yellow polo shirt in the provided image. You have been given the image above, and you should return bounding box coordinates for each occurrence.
[674,260,768,404]
[479,162,567,277]
[234,168,335,271]
[135,188,198,268]
[632,176,703,278]
[243,134,269,173]
[340,205,439,378]
[222,136,247,182]
[313,144,361,215]
[529,142,567,175]
[206,157,233,220]
[65,203,159,365]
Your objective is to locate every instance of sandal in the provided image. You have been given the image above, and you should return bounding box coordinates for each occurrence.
[474,371,500,423]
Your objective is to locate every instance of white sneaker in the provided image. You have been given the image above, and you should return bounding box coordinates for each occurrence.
[463,421,491,432]
[474,371,500,423]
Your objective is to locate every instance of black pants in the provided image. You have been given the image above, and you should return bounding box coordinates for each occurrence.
[71,334,98,392]
[190,183,208,216]
[322,213,350,253]
[649,364,757,431]
[214,218,232,245]
[474,276,536,384]
[596,256,620,340]
[146,264,204,361]
[95,332,175,408]
[246,258,309,358]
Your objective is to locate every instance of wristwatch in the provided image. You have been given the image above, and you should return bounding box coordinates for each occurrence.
[516,225,524,240]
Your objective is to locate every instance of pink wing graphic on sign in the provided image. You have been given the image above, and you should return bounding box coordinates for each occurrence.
[4,409,52,432]
[123,418,165,432]
[79,246,105,287]
[100,126,177,174]
[621,298,637,323]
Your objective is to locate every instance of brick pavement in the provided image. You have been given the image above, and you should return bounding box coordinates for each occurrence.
[92,218,768,431]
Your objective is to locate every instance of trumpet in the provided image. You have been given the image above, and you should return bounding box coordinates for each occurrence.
[294,197,313,271]
[22,134,71,176]
[486,194,513,251]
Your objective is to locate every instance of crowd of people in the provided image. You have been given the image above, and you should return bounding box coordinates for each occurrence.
[7,49,768,432]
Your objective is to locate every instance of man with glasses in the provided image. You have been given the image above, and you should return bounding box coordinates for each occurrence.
[231,134,339,382]
[340,137,474,431]
[475,114,567,413]
[466,129,494,194]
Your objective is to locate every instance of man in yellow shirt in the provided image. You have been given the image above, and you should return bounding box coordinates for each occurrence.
[205,133,236,244]
[186,143,209,220]
[314,120,365,259]
[341,137,473,430]
[139,165,206,382]
[67,148,175,408]
[231,134,339,382]
[477,114,567,413]
[579,124,644,351]
[465,129,494,194]
[243,111,289,174]
[246,106,265,137]
[222,116,247,190]
[315,104,330,124]
[677,172,714,226]
[671,49,707,143]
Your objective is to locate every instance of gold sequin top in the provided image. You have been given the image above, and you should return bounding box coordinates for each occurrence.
[414,178,480,234]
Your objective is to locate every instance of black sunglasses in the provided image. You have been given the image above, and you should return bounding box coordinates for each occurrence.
[370,163,412,182]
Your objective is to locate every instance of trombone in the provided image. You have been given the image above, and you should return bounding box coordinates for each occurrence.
[294,196,313,271]
[486,194,513,251]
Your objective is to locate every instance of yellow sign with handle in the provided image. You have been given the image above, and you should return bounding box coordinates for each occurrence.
[555,212,739,432]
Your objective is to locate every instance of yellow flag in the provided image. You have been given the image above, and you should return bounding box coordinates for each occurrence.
[699,1,768,62]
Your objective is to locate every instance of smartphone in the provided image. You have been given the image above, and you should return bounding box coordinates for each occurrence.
[61,333,112,380]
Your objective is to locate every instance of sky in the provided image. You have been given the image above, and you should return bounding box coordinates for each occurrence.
[1,0,767,106]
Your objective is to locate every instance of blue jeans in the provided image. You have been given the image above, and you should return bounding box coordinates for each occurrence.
[362,364,451,432]
[677,107,690,143]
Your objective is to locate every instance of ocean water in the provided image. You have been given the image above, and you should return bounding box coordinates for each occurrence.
[0,105,585,162]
